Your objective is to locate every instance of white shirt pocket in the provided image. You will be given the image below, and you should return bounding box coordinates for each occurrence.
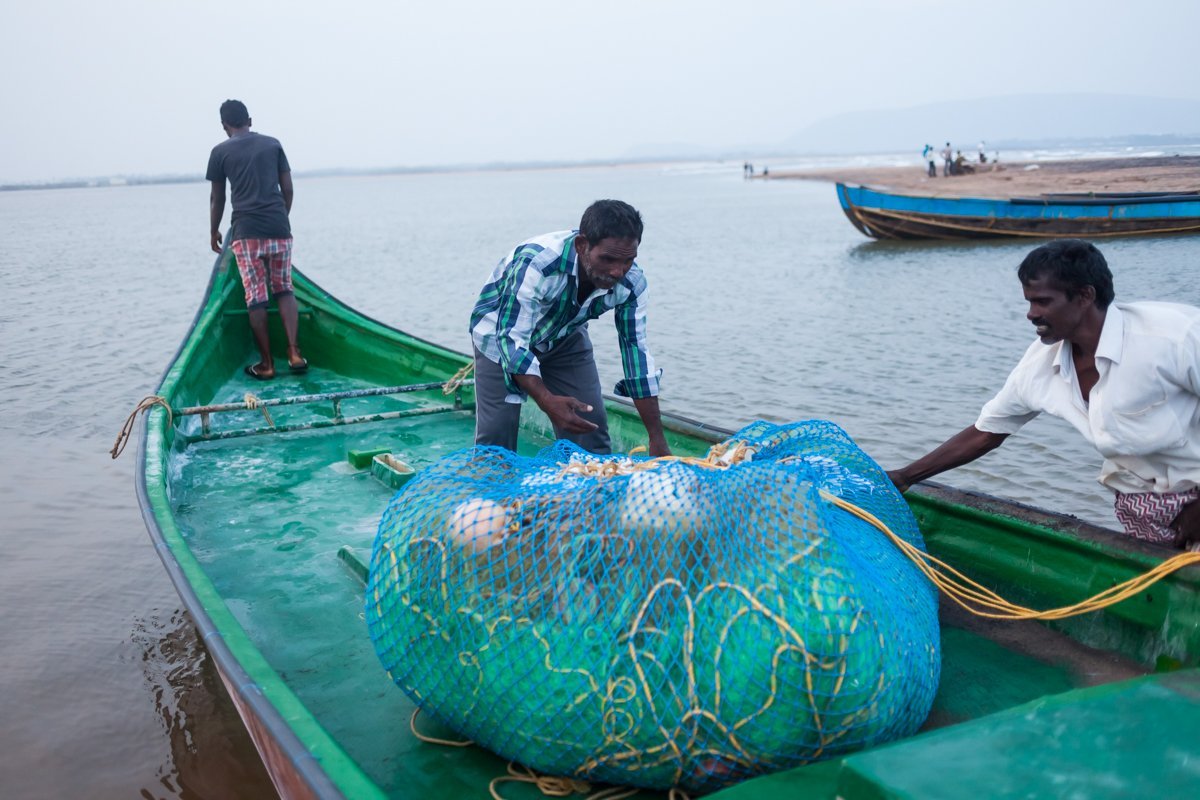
[1103,383,1187,456]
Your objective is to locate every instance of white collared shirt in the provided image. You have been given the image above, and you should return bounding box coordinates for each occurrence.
[976,302,1200,494]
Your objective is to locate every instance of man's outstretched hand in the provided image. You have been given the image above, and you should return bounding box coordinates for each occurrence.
[211,230,223,254]
[1171,497,1200,549]
[886,469,911,494]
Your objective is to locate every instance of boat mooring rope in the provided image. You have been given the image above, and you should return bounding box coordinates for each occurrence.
[109,395,172,459]
[442,362,476,395]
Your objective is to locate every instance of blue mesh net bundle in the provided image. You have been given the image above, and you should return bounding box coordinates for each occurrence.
[365,420,940,793]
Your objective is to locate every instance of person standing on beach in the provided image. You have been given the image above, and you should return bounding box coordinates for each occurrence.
[941,142,953,176]
[887,239,1200,550]
[923,144,937,177]
[207,99,306,380]
[469,199,670,457]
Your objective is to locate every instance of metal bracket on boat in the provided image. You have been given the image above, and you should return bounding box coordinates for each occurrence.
[173,379,476,442]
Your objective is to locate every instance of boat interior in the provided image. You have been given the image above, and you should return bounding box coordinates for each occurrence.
[147,262,1200,797]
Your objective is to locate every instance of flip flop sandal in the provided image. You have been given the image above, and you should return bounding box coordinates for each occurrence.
[245,364,274,381]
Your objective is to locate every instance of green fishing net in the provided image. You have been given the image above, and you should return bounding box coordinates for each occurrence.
[366,420,940,793]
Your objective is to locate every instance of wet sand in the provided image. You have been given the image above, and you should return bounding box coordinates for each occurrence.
[770,156,1200,198]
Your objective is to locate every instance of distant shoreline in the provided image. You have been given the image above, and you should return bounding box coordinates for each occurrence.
[9,152,1200,195]
[0,157,713,193]
[767,156,1200,198]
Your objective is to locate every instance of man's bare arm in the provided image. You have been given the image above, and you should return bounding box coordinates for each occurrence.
[209,181,226,253]
[280,171,293,214]
[632,396,670,457]
[887,425,1009,493]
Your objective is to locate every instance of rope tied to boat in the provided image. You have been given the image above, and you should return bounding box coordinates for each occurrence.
[109,395,172,459]
[442,361,475,395]
[242,393,274,428]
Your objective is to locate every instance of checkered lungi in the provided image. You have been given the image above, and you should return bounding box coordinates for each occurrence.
[230,237,294,308]
[1113,487,1200,546]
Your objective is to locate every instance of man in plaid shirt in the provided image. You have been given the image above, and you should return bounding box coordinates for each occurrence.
[469,200,670,457]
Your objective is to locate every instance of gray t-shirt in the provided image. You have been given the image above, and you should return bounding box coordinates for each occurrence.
[206,132,292,239]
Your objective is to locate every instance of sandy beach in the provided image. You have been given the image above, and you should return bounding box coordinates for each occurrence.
[771,156,1200,198]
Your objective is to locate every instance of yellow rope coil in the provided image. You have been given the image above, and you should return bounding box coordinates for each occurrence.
[488,761,644,800]
[110,395,173,459]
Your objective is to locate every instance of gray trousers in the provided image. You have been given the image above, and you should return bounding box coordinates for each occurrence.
[473,329,611,454]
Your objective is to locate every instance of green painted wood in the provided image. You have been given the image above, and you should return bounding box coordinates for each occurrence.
[137,253,1200,800]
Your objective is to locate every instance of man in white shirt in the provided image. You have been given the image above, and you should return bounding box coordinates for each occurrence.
[887,239,1200,549]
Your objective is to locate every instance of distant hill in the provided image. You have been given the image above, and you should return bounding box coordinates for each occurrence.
[782,93,1200,155]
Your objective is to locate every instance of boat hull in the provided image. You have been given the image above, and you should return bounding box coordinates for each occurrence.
[837,183,1200,240]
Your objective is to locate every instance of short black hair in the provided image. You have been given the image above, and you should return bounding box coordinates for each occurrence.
[1017,239,1115,309]
[579,199,643,244]
[220,99,250,127]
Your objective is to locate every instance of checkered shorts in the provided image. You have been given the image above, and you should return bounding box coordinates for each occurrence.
[230,237,294,308]
[1113,487,1200,546]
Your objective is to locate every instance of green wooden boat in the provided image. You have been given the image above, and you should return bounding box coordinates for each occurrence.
[134,252,1200,799]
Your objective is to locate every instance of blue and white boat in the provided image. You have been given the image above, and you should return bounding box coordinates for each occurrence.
[836,183,1200,240]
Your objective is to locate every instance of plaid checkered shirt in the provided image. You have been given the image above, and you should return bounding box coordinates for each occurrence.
[470,229,659,403]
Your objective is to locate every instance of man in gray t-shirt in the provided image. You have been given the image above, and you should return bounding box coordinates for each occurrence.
[207,99,306,380]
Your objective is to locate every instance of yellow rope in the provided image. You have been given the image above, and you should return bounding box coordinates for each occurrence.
[820,489,1200,620]
[110,395,173,459]
[242,392,274,428]
[488,762,641,800]
[408,708,474,747]
[443,361,476,395]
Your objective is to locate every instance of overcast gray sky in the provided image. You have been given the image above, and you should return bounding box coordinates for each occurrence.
[3,0,1199,183]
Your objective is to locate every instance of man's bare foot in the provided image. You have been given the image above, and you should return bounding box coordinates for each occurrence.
[287,347,309,373]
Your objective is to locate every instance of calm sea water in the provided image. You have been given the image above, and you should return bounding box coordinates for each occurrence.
[2,160,1198,798]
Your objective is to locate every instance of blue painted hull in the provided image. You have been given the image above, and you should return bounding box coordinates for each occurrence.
[836,183,1200,240]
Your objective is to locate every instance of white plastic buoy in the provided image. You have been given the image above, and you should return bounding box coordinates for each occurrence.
[448,498,510,553]
[619,466,702,534]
